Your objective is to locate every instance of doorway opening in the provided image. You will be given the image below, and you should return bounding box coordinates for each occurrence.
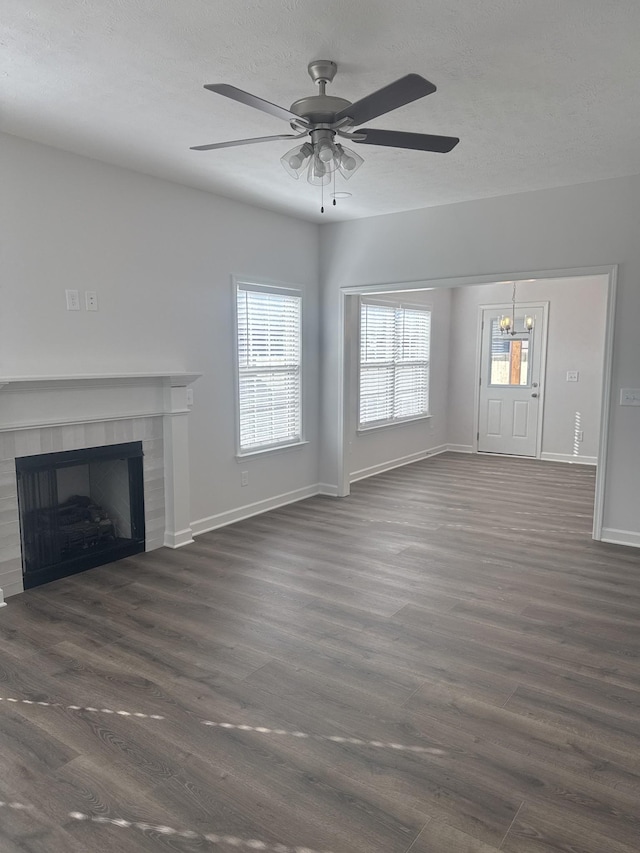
[338,266,616,541]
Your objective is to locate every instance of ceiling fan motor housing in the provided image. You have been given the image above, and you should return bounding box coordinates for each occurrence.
[289,95,352,125]
[290,60,352,126]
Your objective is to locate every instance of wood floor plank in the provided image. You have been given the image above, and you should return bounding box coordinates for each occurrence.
[407,819,503,853]
[404,682,640,799]
[501,801,637,853]
[503,682,640,753]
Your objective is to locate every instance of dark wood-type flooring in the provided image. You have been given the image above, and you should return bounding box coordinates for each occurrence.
[1,453,639,852]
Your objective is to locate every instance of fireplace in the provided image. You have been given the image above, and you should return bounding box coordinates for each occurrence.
[0,373,200,602]
[17,442,145,589]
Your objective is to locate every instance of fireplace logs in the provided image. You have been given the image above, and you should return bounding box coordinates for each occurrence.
[39,495,116,556]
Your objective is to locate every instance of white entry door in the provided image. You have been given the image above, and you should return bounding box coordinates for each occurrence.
[477,305,547,456]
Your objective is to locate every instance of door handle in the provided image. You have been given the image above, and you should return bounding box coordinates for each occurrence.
[532,382,539,388]
[531,392,538,398]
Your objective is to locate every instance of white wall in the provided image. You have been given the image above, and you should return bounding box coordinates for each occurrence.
[346,288,451,480]
[1,132,321,529]
[448,276,608,461]
[320,175,640,545]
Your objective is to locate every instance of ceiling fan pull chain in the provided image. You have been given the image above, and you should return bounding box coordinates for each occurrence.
[333,168,337,205]
[321,179,324,214]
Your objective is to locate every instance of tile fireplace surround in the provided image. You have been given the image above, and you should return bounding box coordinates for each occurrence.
[0,373,200,603]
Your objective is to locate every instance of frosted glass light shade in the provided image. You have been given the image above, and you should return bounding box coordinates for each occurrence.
[280,142,313,179]
[336,144,363,180]
[307,155,331,186]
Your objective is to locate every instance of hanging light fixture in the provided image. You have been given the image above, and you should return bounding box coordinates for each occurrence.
[280,128,363,211]
[499,282,534,336]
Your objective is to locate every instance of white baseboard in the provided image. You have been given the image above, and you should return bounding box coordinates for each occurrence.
[541,452,597,466]
[317,483,339,496]
[191,484,320,537]
[446,444,473,454]
[2,579,24,599]
[164,528,195,549]
[600,527,640,548]
[350,444,448,483]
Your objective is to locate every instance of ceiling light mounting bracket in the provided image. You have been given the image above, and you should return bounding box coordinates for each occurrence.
[307,60,338,87]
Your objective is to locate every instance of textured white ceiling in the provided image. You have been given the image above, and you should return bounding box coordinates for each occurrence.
[4,1,640,222]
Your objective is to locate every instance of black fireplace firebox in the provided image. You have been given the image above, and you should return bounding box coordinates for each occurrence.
[16,442,145,589]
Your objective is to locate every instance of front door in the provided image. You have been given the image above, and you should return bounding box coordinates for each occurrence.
[477,305,547,456]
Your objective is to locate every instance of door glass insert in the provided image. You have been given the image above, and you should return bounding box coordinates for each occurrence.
[489,318,531,386]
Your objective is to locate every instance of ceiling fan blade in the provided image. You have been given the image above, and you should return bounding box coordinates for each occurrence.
[204,83,305,124]
[354,128,459,153]
[334,74,436,126]
[191,133,304,151]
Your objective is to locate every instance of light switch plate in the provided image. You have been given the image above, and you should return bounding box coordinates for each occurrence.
[566,370,579,382]
[186,387,194,406]
[620,388,640,406]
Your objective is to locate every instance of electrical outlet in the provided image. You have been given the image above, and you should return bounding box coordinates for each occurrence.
[85,291,98,311]
[566,370,579,382]
[65,289,80,311]
[577,430,584,442]
[241,471,249,487]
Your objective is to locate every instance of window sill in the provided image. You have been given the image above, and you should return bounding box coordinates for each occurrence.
[357,414,432,435]
[236,440,309,460]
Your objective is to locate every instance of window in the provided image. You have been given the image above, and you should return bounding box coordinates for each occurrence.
[235,281,302,453]
[489,317,531,386]
[359,299,431,429]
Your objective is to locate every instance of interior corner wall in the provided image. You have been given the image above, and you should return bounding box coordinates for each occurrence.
[448,276,608,460]
[0,132,321,530]
[346,288,451,480]
[319,175,640,541]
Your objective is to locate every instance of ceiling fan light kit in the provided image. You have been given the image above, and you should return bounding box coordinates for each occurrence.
[192,60,459,212]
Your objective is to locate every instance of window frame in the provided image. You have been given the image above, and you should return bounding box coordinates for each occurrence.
[487,315,534,388]
[357,297,432,432]
[233,277,305,457]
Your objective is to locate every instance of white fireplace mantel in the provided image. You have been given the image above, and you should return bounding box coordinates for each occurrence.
[0,373,201,395]
[0,372,201,386]
[0,373,201,433]
[0,372,203,603]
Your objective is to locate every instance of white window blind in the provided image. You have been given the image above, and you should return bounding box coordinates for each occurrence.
[359,300,431,428]
[236,282,302,452]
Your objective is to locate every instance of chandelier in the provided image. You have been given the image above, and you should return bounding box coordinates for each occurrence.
[280,128,363,212]
[499,281,534,336]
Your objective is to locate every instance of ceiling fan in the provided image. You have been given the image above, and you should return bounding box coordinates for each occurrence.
[192,61,459,210]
